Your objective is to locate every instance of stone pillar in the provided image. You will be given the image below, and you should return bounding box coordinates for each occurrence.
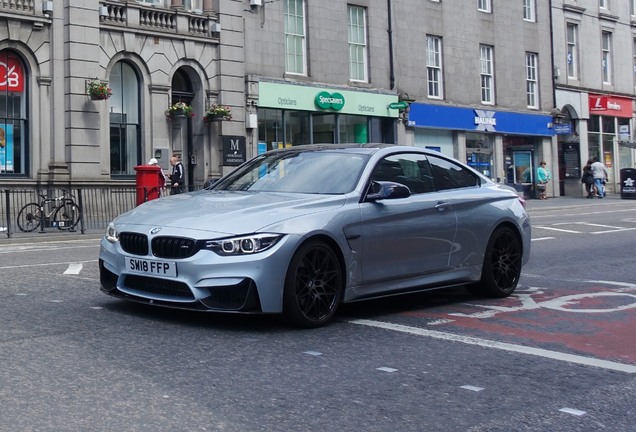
[203,0,214,13]
[170,0,184,10]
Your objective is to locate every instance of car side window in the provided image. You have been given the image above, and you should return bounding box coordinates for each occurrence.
[427,155,480,190]
[372,153,437,194]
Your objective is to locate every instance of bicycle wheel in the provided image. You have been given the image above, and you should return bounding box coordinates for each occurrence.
[17,203,42,232]
[53,200,81,230]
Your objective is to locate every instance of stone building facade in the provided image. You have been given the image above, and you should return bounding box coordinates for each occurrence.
[0,0,244,190]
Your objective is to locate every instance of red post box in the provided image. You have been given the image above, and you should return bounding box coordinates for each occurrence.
[134,165,165,206]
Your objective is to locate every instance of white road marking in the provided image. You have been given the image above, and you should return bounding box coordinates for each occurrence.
[349,319,636,374]
[461,385,484,392]
[559,408,586,416]
[0,259,96,270]
[533,226,581,233]
[591,227,636,234]
[0,244,96,254]
[303,351,323,356]
[63,263,83,275]
[377,367,398,373]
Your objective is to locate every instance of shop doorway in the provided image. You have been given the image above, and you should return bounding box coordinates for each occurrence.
[171,68,194,189]
[510,150,534,199]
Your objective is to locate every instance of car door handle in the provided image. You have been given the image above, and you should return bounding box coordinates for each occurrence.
[435,201,451,212]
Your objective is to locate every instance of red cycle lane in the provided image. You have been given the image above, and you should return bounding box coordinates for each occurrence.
[401,283,636,366]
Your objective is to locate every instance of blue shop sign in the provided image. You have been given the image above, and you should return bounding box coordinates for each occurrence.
[408,104,553,137]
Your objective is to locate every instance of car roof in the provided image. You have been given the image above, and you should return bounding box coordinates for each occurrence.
[264,143,427,156]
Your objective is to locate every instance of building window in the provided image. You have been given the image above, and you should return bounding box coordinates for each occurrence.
[599,0,608,10]
[426,35,443,99]
[284,0,306,75]
[526,53,538,109]
[478,0,492,13]
[523,0,536,22]
[480,45,494,104]
[109,61,140,176]
[137,0,165,6]
[602,31,612,84]
[632,0,636,15]
[566,23,578,79]
[183,0,202,11]
[348,6,368,82]
[0,50,28,176]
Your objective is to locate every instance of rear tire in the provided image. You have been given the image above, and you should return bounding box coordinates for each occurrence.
[283,240,343,328]
[53,200,81,230]
[468,226,522,298]
[17,203,41,232]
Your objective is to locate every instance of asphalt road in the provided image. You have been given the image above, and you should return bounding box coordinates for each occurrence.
[0,195,635,431]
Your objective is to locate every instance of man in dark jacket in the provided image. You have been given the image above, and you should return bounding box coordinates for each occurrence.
[169,155,184,194]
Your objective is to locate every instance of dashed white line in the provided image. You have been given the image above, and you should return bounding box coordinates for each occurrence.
[559,408,586,416]
[63,263,83,275]
[349,319,636,374]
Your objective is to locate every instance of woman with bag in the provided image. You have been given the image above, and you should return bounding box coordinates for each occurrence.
[536,160,552,200]
[581,159,595,199]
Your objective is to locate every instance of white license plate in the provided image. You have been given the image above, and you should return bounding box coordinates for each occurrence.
[126,257,177,277]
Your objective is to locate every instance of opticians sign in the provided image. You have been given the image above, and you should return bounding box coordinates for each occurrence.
[258,82,399,117]
[315,91,345,111]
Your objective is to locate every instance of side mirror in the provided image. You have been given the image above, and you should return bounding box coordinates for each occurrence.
[366,181,411,201]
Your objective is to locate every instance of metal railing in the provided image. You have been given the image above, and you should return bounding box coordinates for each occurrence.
[1,186,136,238]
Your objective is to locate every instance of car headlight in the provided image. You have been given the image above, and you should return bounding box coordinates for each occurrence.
[204,233,283,256]
[105,222,119,243]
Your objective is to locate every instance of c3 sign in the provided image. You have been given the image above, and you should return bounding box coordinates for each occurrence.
[315,91,345,111]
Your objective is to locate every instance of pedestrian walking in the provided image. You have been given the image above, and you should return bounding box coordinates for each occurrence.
[169,155,184,195]
[535,160,551,200]
[590,157,609,198]
[581,159,596,199]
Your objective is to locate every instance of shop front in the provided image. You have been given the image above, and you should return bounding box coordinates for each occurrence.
[255,81,400,152]
[408,104,553,198]
[586,94,634,195]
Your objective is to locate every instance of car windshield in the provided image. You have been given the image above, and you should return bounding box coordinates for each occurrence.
[213,150,369,194]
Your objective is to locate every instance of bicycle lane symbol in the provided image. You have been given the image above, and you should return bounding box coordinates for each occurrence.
[440,282,636,363]
[448,282,636,319]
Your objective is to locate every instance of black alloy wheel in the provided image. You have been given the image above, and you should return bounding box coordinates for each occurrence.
[468,226,522,298]
[283,240,343,328]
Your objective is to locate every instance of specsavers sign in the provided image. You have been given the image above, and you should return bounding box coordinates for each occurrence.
[259,82,399,118]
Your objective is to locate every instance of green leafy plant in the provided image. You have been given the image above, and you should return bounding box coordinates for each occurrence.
[204,104,232,122]
[86,79,112,100]
[165,101,194,119]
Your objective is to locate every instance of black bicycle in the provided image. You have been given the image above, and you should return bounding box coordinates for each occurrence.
[16,190,82,232]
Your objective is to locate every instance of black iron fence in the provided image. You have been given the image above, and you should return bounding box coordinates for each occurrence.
[1,186,139,238]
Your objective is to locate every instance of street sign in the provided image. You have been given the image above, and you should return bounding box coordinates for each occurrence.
[388,101,409,110]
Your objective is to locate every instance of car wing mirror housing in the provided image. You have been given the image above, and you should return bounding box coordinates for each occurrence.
[366,181,411,201]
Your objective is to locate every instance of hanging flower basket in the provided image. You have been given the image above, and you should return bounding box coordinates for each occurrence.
[86,79,112,100]
[204,104,232,122]
[166,101,194,119]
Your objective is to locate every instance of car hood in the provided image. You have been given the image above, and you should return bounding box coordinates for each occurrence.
[113,191,348,235]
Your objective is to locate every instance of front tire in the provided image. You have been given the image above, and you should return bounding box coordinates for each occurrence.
[283,240,343,328]
[53,200,81,230]
[468,226,522,298]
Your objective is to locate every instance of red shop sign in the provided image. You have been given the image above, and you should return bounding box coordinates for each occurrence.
[589,94,632,118]
[0,55,24,93]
